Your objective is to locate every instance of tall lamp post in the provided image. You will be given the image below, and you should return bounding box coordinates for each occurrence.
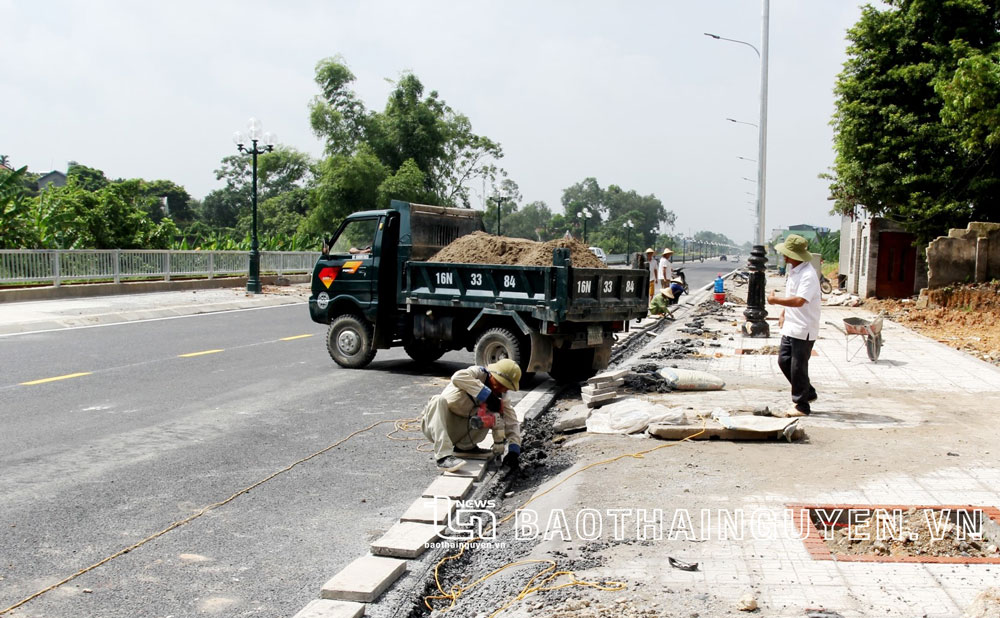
[706,0,771,337]
[233,118,275,294]
[576,208,593,243]
[623,219,635,261]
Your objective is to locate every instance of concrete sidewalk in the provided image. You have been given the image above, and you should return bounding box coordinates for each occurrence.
[0,284,310,336]
[499,273,1000,618]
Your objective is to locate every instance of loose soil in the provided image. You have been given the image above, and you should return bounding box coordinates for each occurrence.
[863,282,1000,365]
[428,231,607,268]
[821,507,1000,558]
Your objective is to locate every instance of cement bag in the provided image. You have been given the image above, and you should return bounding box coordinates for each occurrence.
[658,367,725,391]
[586,399,686,434]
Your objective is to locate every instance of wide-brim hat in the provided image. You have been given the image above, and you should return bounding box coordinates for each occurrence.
[670,277,684,285]
[775,234,812,263]
[661,248,674,256]
[487,359,521,391]
[644,247,655,254]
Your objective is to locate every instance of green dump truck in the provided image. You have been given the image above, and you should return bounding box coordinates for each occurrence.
[308,200,648,382]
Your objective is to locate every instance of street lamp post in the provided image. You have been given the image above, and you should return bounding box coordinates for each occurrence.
[707,1,771,337]
[576,208,593,243]
[623,219,635,261]
[233,118,276,294]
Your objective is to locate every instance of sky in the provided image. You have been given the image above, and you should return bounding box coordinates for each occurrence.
[1,0,867,246]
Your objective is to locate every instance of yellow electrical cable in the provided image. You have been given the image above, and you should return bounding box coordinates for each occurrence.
[0,417,413,617]
[425,422,708,617]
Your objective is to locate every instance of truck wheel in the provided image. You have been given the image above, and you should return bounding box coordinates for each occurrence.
[474,328,526,371]
[549,348,597,384]
[404,340,446,364]
[327,315,377,368]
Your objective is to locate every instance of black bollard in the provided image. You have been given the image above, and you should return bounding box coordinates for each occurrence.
[741,244,770,338]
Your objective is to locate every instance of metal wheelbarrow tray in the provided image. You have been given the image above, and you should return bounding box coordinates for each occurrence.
[826,316,884,362]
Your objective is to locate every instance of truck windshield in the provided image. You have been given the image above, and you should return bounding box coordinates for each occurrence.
[331,218,378,256]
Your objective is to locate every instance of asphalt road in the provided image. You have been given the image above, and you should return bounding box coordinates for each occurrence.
[0,304,548,617]
[670,255,738,292]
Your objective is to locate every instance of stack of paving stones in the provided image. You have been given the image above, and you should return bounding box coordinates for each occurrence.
[580,368,628,408]
[290,459,490,618]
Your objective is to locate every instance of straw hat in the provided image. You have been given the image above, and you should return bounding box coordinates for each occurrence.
[644,247,655,254]
[775,234,812,263]
[661,247,674,256]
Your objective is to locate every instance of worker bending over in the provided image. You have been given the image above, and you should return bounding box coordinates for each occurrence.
[421,359,522,472]
[648,277,686,318]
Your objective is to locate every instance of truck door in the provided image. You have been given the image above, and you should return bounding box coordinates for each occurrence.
[321,217,379,313]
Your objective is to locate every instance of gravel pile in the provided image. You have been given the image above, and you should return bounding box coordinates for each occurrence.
[428,231,607,268]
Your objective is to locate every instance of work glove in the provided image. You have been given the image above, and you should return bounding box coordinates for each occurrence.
[502,443,521,469]
[485,391,502,413]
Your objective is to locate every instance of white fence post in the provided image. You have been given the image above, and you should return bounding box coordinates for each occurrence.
[52,251,61,287]
[114,250,121,284]
[208,252,214,280]
[164,252,171,282]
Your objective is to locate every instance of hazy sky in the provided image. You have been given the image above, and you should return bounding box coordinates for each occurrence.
[2,0,866,245]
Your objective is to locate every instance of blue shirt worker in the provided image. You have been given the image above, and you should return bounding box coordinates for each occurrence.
[421,359,522,472]
[767,234,822,417]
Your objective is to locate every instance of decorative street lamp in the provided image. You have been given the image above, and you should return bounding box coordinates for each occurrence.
[623,219,635,260]
[576,208,593,243]
[233,117,276,294]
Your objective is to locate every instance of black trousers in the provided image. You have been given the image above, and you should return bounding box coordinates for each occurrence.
[777,335,817,413]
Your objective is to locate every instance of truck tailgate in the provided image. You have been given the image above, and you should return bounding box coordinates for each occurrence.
[565,267,648,321]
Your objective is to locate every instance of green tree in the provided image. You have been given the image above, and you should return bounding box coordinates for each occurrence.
[503,200,553,241]
[828,0,1000,242]
[308,57,503,209]
[0,166,31,248]
[67,162,111,192]
[300,146,388,239]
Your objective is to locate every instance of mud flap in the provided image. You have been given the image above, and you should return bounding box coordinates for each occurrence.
[527,331,553,373]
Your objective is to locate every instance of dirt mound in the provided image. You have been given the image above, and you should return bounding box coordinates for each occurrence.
[823,508,999,558]
[864,283,1000,364]
[428,231,606,268]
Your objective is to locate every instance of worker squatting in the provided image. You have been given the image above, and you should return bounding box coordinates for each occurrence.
[437,507,986,543]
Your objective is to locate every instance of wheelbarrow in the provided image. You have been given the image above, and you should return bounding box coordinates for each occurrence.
[825,316,884,362]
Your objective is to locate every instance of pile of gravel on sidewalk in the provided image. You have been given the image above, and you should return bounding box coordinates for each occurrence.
[623,363,675,394]
[824,508,1000,558]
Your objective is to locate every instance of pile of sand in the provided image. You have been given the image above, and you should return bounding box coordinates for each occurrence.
[427,231,607,268]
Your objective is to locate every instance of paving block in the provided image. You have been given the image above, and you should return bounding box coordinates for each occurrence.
[588,368,628,384]
[582,390,618,408]
[442,458,487,480]
[292,598,366,618]
[320,554,406,603]
[371,521,444,558]
[400,496,456,524]
[422,475,474,500]
[552,404,591,433]
[580,379,623,396]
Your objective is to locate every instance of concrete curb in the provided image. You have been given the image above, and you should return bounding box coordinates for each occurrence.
[0,274,310,303]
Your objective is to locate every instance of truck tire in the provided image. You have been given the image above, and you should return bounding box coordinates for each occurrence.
[404,340,447,364]
[474,328,526,372]
[327,315,377,368]
[549,348,597,384]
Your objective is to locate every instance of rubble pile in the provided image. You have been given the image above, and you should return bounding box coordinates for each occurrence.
[427,231,607,268]
[623,363,675,394]
[640,338,703,361]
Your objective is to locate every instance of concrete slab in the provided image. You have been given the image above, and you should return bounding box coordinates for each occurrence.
[399,496,456,524]
[370,521,444,558]
[291,598,366,618]
[442,457,487,480]
[552,404,591,433]
[581,379,623,396]
[582,390,618,408]
[320,554,406,603]
[422,475,474,500]
[588,368,628,383]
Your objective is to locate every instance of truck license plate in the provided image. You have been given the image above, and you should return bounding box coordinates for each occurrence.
[587,325,603,345]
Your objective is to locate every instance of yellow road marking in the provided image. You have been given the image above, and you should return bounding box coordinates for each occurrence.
[20,372,93,386]
[279,334,314,341]
[178,349,224,358]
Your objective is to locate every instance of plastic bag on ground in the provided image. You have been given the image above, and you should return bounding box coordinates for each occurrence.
[586,398,686,434]
[658,367,726,391]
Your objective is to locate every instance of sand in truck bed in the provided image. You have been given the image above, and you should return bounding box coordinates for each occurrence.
[426,231,607,268]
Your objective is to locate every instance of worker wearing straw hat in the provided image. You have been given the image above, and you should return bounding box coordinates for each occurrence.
[657,247,674,291]
[767,234,821,417]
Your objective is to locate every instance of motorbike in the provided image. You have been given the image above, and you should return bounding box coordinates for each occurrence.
[819,272,833,294]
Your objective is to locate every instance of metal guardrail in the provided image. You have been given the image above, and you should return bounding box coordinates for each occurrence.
[0,250,320,287]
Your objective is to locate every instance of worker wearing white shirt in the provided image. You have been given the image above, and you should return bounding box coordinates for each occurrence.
[657,247,674,290]
[644,248,660,300]
[767,234,821,417]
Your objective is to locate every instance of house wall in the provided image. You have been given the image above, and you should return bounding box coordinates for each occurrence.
[926,222,1000,288]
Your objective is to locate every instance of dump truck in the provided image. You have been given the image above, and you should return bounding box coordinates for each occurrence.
[308,200,648,382]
